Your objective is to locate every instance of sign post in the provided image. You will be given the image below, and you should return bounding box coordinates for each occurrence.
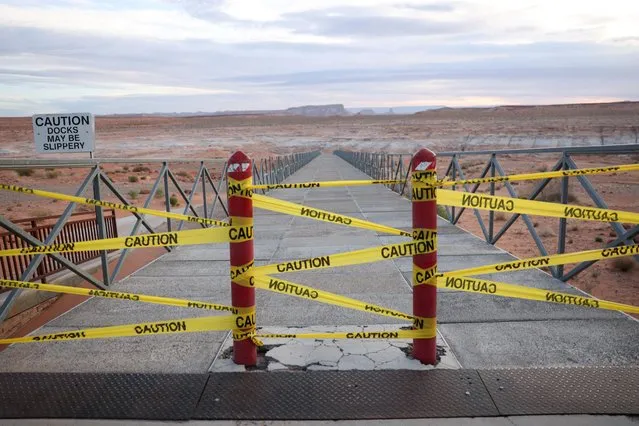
[32,113,95,155]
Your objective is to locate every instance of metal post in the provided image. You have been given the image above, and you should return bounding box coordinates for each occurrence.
[163,163,171,233]
[488,154,496,243]
[92,169,110,286]
[411,148,438,365]
[201,162,208,220]
[557,153,569,278]
[227,151,256,366]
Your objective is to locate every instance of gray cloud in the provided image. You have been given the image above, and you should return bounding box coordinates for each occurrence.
[169,0,240,23]
[279,7,466,37]
[1,3,639,116]
[396,2,456,12]
[221,42,639,87]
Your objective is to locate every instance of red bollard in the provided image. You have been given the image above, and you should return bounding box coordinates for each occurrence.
[227,151,257,366]
[411,148,438,365]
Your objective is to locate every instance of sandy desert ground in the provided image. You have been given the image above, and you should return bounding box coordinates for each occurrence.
[0,102,637,314]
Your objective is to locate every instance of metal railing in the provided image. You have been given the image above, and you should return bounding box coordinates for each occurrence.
[0,150,320,322]
[335,145,639,281]
[0,210,118,287]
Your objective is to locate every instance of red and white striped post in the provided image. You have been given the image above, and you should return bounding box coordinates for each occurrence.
[411,148,438,365]
[227,151,256,366]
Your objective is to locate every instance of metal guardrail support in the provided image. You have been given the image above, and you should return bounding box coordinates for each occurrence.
[0,151,320,326]
[335,144,639,281]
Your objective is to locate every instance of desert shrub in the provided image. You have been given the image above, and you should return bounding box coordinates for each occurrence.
[128,190,139,199]
[154,189,165,199]
[525,179,579,203]
[494,211,507,221]
[128,175,139,183]
[140,176,147,180]
[139,188,151,195]
[169,194,179,207]
[437,205,449,220]
[537,226,555,238]
[176,171,190,178]
[45,170,60,179]
[537,164,548,172]
[594,236,603,243]
[591,270,600,278]
[122,166,129,172]
[132,165,151,173]
[612,257,635,272]
[32,209,51,217]
[570,224,579,232]
[15,169,34,177]
[462,159,484,168]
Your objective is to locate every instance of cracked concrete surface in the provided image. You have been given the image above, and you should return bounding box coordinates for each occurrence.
[210,325,461,372]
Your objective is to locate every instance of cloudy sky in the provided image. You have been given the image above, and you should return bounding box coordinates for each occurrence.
[1,0,639,115]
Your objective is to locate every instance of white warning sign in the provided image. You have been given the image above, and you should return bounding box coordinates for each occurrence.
[32,113,95,154]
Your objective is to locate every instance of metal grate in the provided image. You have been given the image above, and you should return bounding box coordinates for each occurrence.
[480,367,639,415]
[0,373,208,419]
[194,370,499,420]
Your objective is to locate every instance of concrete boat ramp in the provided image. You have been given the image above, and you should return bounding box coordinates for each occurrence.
[0,154,637,421]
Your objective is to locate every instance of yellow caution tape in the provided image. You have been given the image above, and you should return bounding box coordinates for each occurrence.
[0,226,253,257]
[438,275,639,314]
[233,309,256,333]
[440,163,639,188]
[445,244,639,277]
[228,177,253,198]
[249,179,405,190]
[251,275,415,323]
[0,183,229,227]
[252,194,411,237]
[412,186,437,202]
[230,260,254,280]
[229,216,254,226]
[246,163,639,192]
[437,189,639,224]
[251,329,437,340]
[412,228,437,240]
[0,279,242,314]
[0,315,237,345]
[413,265,438,286]
[412,171,438,202]
[250,240,435,276]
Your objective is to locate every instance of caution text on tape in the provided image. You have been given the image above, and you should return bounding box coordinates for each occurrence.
[252,193,411,237]
[438,275,639,314]
[250,179,405,190]
[440,163,639,188]
[251,275,416,323]
[250,240,435,277]
[0,315,237,345]
[444,244,639,277]
[437,189,639,224]
[0,184,229,227]
[0,279,241,314]
[0,226,253,257]
[251,328,436,340]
